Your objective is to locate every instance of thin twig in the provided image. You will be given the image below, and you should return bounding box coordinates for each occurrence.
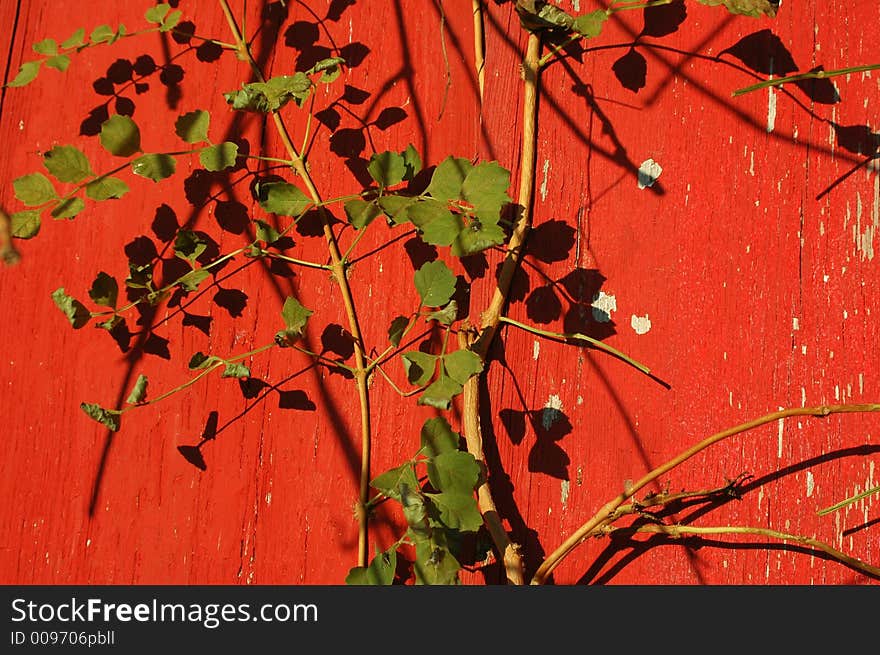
[531,403,880,584]
[609,523,880,579]
[472,0,485,100]
[218,0,374,568]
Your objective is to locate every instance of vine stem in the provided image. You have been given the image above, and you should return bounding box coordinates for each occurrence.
[610,524,880,579]
[218,0,373,568]
[472,0,485,100]
[531,403,880,584]
[733,63,880,97]
[459,30,543,585]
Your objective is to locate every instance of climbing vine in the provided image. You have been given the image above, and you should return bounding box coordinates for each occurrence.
[3,0,879,585]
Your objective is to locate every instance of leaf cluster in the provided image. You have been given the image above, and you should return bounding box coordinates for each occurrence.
[346,417,484,585]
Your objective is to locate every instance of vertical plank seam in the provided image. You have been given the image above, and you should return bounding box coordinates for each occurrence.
[0,0,24,125]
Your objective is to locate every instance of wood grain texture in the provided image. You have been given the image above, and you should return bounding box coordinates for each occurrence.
[0,0,877,585]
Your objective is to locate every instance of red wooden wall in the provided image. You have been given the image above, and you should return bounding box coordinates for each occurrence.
[1,0,878,585]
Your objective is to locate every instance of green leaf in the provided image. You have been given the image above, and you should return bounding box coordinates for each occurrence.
[45,55,71,72]
[61,28,86,50]
[51,287,90,329]
[401,144,422,181]
[451,220,506,257]
[377,195,415,226]
[275,296,313,345]
[9,211,41,239]
[97,315,123,331]
[413,540,460,585]
[175,110,210,144]
[126,374,148,404]
[344,199,382,230]
[85,176,129,201]
[413,259,456,307]
[131,154,176,182]
[307,56,346,75]
[178,268,210,292]
[254,220,281,245]
[427,450,481,495]
[401,484,429,535]
[695,0,780,18]
[159,10,183,32]
[572,10,608,38]
[173,230,207,262]
[90,25,115,45]
[32,38,58,55]
[408,200,462,246]
[345,546,397,585]
[443,348,483,385]
[224,74,312,113]
[99,115,141,157]
[222,362,250,378]
[427,300,458,326]
[367,151,406,188]
[402,351,437,386]
[387,315,409,347]
[200,142,239,171]
[426,156,472,201]
[80,402,120,432]
[282,296,313,334]
[426,491,483,532]
[8,61,42,87]
[257,182,311,217]
[50,197,85,219]
[145,4,171,23]
[461,161,511,213]
[88,271,118,308]
[43,145,92,183]
[420,416,460,458]
[418,375,463,410]
[371,462,419,501]
[188,351,213,370]
[13,173,56,206]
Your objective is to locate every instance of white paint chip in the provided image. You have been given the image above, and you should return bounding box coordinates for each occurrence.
[777,418,784,458]
[560,480,570,509]
[767,86,777,133]
[637,158,662,189]
[590,291,616,323]
[540,159,550,201]
[533,340,540,361]
[806,471,815,498]
[631,314,652,335]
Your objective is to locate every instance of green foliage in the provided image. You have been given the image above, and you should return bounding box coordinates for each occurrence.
[275,296,313,346]
[44,145,92,183]
[86,177,129,201]
[145,3,182,32]
[80,402,121,432]
[10,211,41,239]
[413,260,456,307]
[695,0,780,18]
[88,272,118,308]
[51,288,90,328]
[348,417,483,585]
[224,74,312,112]
[126,374,149,405]
[175,110,211,144]
[257,182,311,217]
[131,154,176,182]
[100,115,141,157]
[200,142,239,171]
[13,173,56,206]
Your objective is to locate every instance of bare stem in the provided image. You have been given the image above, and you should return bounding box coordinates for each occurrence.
[611,523,880,579]
[457,30,543,585]
[733,63,880,97]
[472,0,485,100]
[818,484,880,517]
[219,0,373,568]
[531,403,880,584]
